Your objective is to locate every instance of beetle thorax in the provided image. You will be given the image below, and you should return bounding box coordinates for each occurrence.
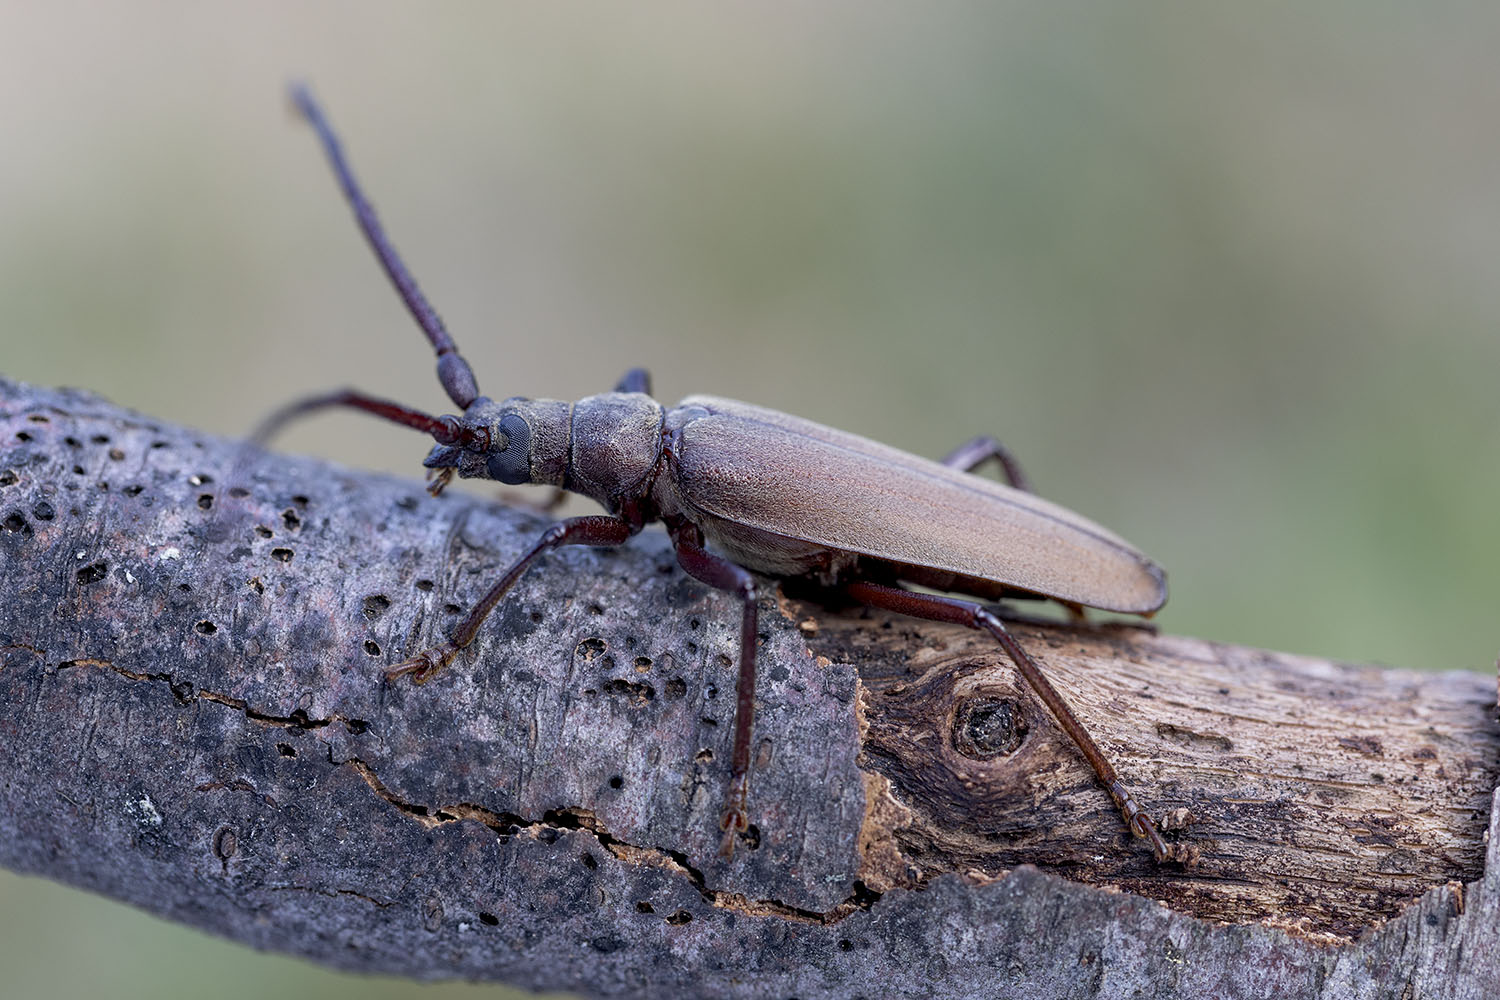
[564,392,665,508]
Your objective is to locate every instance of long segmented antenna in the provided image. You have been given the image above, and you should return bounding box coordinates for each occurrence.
[246,388,478,452]
[289,83,481,410]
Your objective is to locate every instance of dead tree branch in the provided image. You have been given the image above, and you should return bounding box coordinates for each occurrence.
[2,377,1497,998]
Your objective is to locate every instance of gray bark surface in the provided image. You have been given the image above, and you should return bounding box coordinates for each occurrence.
[1,376,1497,998]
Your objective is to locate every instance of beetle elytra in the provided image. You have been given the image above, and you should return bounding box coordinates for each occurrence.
[259,85,1174,862]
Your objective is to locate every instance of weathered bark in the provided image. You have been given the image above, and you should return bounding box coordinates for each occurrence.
[1,376,1497,998]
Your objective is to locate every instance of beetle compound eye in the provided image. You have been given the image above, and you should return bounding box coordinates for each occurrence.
[486,413,532,485]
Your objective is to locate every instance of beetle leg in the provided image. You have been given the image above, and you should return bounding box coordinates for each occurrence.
[671,525,758,860]
[940,435,1031,492]
[613,368,652,395]
[388,515,634,684]
[843,580,1171,863]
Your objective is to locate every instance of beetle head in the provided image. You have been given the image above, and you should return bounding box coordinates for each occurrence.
[420,397,525,484]
[420,396,569,488]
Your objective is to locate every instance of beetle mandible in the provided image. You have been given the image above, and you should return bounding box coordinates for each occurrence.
[259,85,1173,862]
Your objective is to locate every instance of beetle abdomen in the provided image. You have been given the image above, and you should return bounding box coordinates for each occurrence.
[668,396,1166,614]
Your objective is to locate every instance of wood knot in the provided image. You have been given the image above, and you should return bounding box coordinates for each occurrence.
[951,696,1027,760]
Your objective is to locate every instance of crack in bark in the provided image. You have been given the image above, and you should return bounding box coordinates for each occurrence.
[43,647,883,925]
[53,655,369,734]
[342,756,885,926]
[264,883,398,909]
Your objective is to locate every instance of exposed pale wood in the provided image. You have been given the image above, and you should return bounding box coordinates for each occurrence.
[807,603,1499,937]
[2,377,1497,998]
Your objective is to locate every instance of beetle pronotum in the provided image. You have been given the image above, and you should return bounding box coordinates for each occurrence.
[259,85,1173,862]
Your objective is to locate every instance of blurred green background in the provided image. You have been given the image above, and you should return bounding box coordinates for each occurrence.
[2,3,1497,997]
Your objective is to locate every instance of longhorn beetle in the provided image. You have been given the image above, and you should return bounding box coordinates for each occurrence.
[259,84,1173,862]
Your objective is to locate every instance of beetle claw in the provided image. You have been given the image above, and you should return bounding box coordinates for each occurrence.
[718,806,749,859]
[386,644,458,685]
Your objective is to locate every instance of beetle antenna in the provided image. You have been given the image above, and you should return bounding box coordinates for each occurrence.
[289,82,481,410]
[246,388,472,451]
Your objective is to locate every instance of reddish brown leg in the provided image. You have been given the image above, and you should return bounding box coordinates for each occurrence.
[941,435,1031,492]
[389,515,634,684]
[843,580,1170,862]
[671,525,758,859]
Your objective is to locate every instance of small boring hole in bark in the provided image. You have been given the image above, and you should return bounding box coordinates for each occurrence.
[213,826,238,861]
[194,620,217,635]
[276,743,296,758]
[580,853,598,871]
[636,901,654,914]
[364,641,381,656]
[665,677,687,700]
[270,548,293,563]
[362,594,391,621]
[665,910,692,925]
[255,525,272,538]
[608,775,624,790]
[76,562,108,585]
[415,578,435,591]
[478,912,498,926]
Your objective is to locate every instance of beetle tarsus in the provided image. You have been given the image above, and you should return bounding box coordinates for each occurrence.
[386,644,458,685]
[1109,778,1170,862]
[718,785,750,860]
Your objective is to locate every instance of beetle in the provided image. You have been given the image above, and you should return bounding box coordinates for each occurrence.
[259,84,1173,863]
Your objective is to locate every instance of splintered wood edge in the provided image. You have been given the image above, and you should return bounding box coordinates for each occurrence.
[800,600,1500,938]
